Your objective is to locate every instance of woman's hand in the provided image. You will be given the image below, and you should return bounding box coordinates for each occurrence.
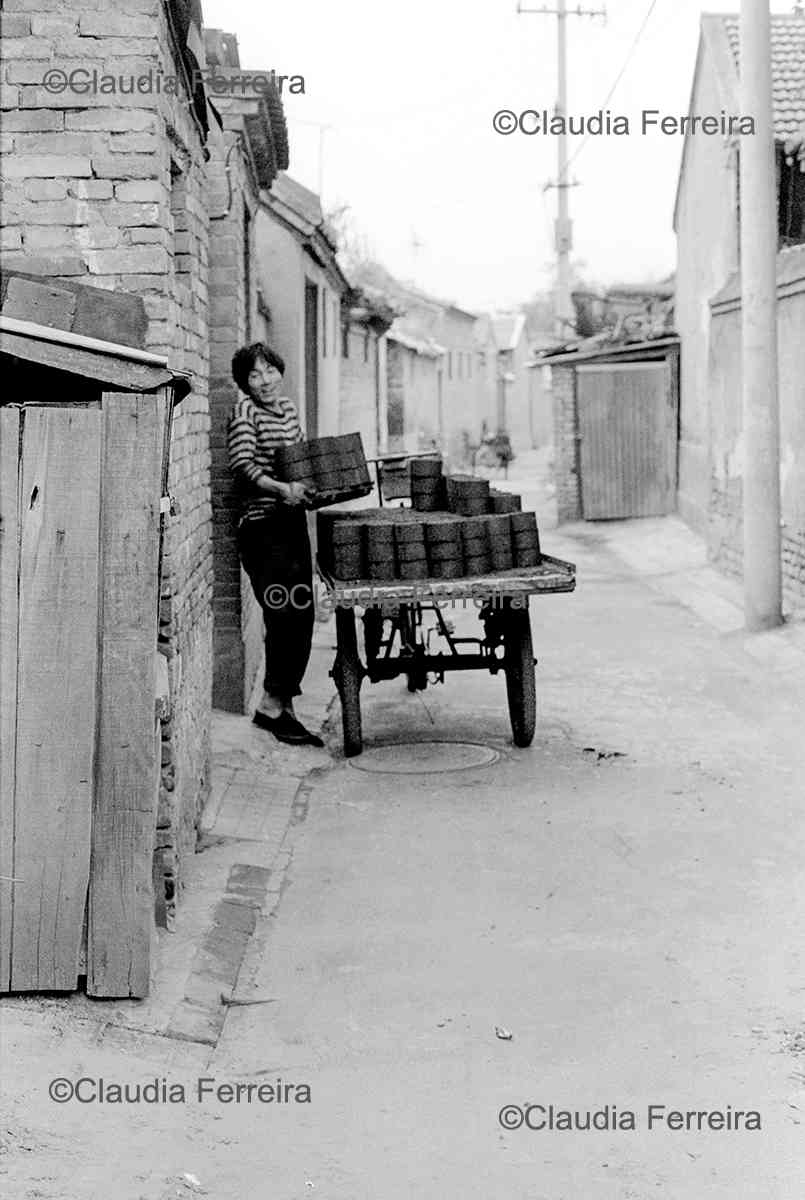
[253,474,315,506]
[282,481,315,506]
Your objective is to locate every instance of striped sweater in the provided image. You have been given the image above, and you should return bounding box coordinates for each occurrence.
[227,393,304,522]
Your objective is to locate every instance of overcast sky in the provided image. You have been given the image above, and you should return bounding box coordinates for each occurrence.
[201,0,798,311]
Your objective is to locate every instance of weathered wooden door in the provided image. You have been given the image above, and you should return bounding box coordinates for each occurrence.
[1,405,101,992]
[0,393,166,996]
[577,362,676,519]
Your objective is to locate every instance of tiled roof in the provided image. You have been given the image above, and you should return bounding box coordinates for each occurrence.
[270,174,324,230]
[387,324,444,357]
[721,13,805,138]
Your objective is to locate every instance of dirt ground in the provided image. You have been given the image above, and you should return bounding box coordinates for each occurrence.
[2,500,805,1198]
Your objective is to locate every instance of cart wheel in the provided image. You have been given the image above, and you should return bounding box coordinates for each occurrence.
[334,608,363,757]
[504,601,536,748]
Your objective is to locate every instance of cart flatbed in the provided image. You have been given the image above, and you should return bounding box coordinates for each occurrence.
[319,554,576,604]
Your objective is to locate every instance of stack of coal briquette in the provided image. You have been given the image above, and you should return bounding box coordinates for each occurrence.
[509,511,541,567]
[445,475,491,516]
[487,489,522,513]
[273,432,373,508]
[394,520,429,580]
[405,458,522,516]
[317,507,542,582]
[409,457,446,511]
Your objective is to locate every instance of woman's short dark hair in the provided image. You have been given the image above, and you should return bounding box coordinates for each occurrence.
[231,342,286,393]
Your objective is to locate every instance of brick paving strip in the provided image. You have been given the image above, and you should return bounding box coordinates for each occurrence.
[165,861,275,1046]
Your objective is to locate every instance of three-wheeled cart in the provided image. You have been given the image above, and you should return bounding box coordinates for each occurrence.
[321,557,576,757]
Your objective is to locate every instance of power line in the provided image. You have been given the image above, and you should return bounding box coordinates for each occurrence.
[561,0,662,182]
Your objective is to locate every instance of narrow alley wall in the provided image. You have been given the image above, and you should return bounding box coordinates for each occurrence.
[708,245,805,609]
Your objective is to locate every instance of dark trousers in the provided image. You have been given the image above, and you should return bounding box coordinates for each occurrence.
[237,509,315,702]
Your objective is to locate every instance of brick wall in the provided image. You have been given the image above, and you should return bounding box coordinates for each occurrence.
[710,474,805,609]
[0,0,213,925]
[206,119,262,713]
[550,363,581,523]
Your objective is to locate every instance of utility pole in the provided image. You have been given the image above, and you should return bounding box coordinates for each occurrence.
[740,0,782,630]
[555,0,573,335]
[518,2,606,338]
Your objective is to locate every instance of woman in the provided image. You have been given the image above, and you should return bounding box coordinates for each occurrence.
[228,342,323,747]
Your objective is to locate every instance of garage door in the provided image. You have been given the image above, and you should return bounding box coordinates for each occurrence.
[577,362,677,519]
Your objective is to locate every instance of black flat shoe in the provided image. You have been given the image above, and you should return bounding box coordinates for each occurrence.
[278,714,325,748]
[252,710,308,744]
[297,724,325,749]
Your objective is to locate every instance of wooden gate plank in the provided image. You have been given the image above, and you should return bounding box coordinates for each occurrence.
[11,407,101,991]
[0,408,21,991]
[87,392,166,998]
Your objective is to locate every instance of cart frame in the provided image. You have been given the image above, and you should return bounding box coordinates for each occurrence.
[321,555,576,756]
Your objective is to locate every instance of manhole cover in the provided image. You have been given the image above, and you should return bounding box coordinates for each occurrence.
[349,741,499,774]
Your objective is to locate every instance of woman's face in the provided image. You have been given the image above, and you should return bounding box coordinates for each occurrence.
[248,357,283,403]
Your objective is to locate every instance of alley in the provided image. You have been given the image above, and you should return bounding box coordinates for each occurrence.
[3,517,804,1199]
[2,1,803,1195]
